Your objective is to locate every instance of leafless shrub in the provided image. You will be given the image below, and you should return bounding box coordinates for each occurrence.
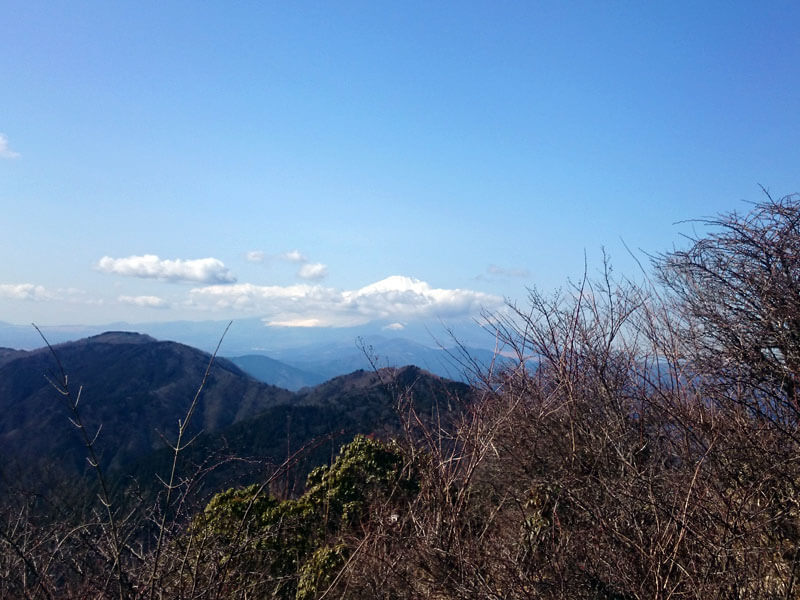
[5,194,800,599]
[657,191,800,427]
[331,197,800,599]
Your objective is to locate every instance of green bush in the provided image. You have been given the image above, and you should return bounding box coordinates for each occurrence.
[196,434,417,598]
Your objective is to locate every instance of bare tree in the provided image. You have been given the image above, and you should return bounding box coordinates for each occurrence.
[657,192,800,425]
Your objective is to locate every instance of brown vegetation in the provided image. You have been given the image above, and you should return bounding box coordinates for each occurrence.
[3,193,800,598]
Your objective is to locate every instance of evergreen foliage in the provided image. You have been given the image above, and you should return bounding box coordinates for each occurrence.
[188,435,417,599]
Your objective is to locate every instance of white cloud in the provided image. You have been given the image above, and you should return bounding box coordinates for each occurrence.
[118,295,169,308]
[0,134,20,159]
[269,318,324,327]
[188,282,333,313]
[97,255,236,284]
[245,250,266,263]
[298,262,328,281]
[0,283,51,301]
[383,322,405,331]
[0,284,108,309]
[188,275,502,327]
[282,250,306,263]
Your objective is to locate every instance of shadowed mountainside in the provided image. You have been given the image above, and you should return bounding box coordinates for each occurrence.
[0,332,293,475]
[126,364,474,498]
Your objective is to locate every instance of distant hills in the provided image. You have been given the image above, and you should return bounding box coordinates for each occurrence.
[234,335,507,385]
[228,354,326,391]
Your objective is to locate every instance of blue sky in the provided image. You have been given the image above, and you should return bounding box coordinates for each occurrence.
[1,1,799,330]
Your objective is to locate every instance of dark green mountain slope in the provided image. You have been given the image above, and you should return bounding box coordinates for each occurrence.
[295,365,469,425]
[0,332,292,475]
[127,365,474,497]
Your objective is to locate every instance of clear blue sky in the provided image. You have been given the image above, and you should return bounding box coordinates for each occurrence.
[2,1,799,328]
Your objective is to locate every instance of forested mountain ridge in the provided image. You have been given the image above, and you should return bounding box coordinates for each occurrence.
[0,332,293,474]
[126,364,472,500]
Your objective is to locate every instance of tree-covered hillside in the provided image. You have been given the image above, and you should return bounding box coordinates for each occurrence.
[0,332,292,477]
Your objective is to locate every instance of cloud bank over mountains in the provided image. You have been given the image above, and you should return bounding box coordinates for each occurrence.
[189,275,501,327]
[118,295,170,309]
[0,275,499,328]
[2,249,499,327]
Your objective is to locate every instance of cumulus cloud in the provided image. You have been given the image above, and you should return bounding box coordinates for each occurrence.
[0,284,105,306]
[97,255,236,284]
[282,250,306,263]
[188,282,332,312]
[298,262,328,281]
[0,134,20,159]
[0,283,109,306]
[245,250,266,263]
[189,275,502,327]
[383,322,405,331]
[118,295,169,308]
[0,283,51,301]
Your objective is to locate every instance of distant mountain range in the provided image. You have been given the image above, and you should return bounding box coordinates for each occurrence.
[0,319,507,386]
[228,355,327,391]
[232,335,508,386]
[0,317,501,357]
